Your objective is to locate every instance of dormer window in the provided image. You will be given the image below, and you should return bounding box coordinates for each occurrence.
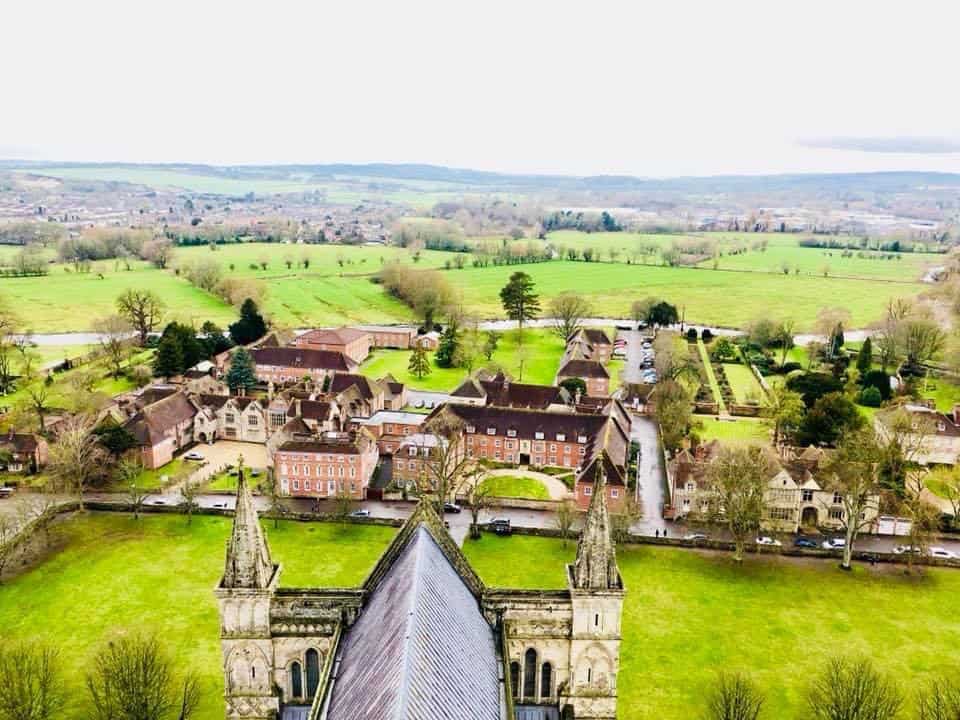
[577,435,587,444]
[507,429,517,438]
[466,425,475,434]
[939,422,946,432]
[487,427,496,435]
[556,433,566,442]
[535,431,544,440]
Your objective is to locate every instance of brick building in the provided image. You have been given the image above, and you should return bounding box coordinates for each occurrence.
[450,372,570,410]
[390,433,444,490]
[354,410,427,455]
[556,359,610,397]
[274,431,379,500]
[0,431,49,473]
[292,327,372,363]
[248,347,357,384]
[361,325,419,349]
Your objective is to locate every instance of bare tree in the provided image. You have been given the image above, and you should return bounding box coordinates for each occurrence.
[702,446,773,562]
[421,414,471,508]
[549,292,593,341]
[930,469,960,530]
[332,486,356,526]
[703,672,764,720]
[553,499,577,547]
[86,635,201,720]
[610,494,643,544]
[820,428,883,570]
[461,467,491,540]
[179,478,200,525]
[94,314,134,378]
[917,676,960,720]
[903,470,941,573]
[0,642,63,720]
[806,657,902,720]
[49,415,107,509]
[116,457,147,520]
[116,289,165,346]
[263,468,287,529]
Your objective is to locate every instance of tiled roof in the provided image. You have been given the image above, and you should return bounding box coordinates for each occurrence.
[278,436,364,455]
[123,392,197,446]
[581,328,612,345]
[296,327,369,345]
[295,400,334,421]
[434,404,609,444]
[325,526,500,720]
[0,432,40,454]
[330,373,374,400]
[250,347,355,372]
[479,378,566,409]
[557,359,609,379]
[451,378,486,399]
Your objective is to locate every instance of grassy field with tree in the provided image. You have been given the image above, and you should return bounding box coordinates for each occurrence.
[0,513,397,720]
[463,534,960,720]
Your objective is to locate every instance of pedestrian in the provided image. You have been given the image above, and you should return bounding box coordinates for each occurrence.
[655,529,659,538]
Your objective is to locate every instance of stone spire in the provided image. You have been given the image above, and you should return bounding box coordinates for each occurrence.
[222,456,275,589]
[573,463,620,590]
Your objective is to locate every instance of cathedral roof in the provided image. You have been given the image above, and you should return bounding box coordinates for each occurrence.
[325,524,500,720]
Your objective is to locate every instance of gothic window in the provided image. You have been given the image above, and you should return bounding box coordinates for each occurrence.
[523,649,537,700]
[510,662,520,699]
[541,662,553,699]
[306,649,321,697]
[290,661,303,698]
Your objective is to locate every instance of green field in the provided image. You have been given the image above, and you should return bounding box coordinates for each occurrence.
[0,514,396,720]
[463,534,960,720]
[203,467,268,492]
[360,328,566,391]
[722,363,766,404]
[479,475,550,500]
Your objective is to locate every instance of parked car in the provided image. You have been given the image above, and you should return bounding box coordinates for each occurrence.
[443,502,462,514]
[149,499,167,505]
[212,502,227,509]
[414,399,425,408]
[350,509,371,518]
[893,545,922,556]
[490,517,512,535]
[0,486,13,499]
[793,537,818,549]
[821,538,846,550]
[929,547,958,560]
[756,536,782,547]
[683,533,708,542]
[184,451,205,461]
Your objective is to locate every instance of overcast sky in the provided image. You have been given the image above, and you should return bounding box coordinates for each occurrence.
[3,0,959,177]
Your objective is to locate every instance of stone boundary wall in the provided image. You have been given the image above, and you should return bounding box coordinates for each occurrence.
[0,501,80,581]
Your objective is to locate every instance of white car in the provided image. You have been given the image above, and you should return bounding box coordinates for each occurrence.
[756,536,782,547]
[929,547,958,560]
[350,509,371,518]
[184,451,205,461]
[821,538,846,550]
[893,545,922,556]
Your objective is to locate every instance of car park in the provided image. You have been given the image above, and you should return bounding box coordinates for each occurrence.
[756,536,782,547]
[793,537,818,549]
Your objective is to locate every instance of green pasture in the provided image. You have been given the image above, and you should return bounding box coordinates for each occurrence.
[463,534,960,720]
[0,513,396,720]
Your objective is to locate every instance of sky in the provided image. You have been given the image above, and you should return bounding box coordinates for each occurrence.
[2,0,959,178]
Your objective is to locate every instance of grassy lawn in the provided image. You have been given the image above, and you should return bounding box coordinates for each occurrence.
[695,339,726,412]
[722,362,766,404]
[0,513,396,720]
[479,475,550,500]
[918,376,960,413]
[203,467,268,492]
[462,535,960,720]
[696,416,769,444]
[359,328,565,391]
[104,458,190,492]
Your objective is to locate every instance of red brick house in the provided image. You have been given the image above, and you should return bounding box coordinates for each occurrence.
[248,347,357,384]
[390,433,444,490]
[362,325,419,349]
[292,327,372,363]
[123,392,198,469]
[449,372,570,410]
[0,431,49,473]
[556,359,610,397]
[274,431,379,500]
[567,328,613,361]
[354,410,427,455]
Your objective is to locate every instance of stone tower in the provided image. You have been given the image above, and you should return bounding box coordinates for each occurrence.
[564,468,624,720]
[215,464,280,720]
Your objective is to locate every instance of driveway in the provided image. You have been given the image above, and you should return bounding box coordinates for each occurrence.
[630,415,668,534]
[185,441,269,485]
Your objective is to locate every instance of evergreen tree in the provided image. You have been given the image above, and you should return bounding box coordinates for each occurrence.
[226,347,257,394]
[200,320,234,356]
[499,271,540,330]
[482,331,500,361]
[159,322,205,370]
[153,335,184,377]
[434,324,459,368]
[408,344,432,379]
[229,299,268,345]
[856,336,873,374]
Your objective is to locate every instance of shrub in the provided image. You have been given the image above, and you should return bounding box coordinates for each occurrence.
[859,386,882,407]
[701,328,714,342]
[780,362,802,374]
[861,369,892,400]
[686,328,698,341]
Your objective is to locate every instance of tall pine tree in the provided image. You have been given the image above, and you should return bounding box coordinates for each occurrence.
[408,344,432,379]
[856,336,873,374]
[229,299,268,345]
[153,335,184,378]
[226,347,257,394]
[499,271,540,331]
[434,324,459,368]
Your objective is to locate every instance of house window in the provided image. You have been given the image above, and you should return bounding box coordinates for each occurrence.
[611,489,619,498]
[686,482,695,492]
[556,433,566,442]
[385,424,394,434]
[507,429,517,438]
[579,446,586,455]
[578,435,587,444]
[408,447,417,457]
[535,432,544,440]
[802,489,814,502]
[466,425,476,434]
[769,507,793,521]
[584,486,593,496]
[327,480,335,494]
[829,508,844,521]
[248,416,258,426]
[833,492,843,505]
[487,427,496,435]
[507,454,514,463]
[494,440,501,448]
[550,444,557,452]
[563,445,571,454]
[409,461,416,470]
[304,480,311,491]
[292,479,300,491]
[495,451,501,460]
[225,413,235,423]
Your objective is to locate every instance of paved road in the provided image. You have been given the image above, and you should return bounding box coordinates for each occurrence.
[630,415,668,534]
